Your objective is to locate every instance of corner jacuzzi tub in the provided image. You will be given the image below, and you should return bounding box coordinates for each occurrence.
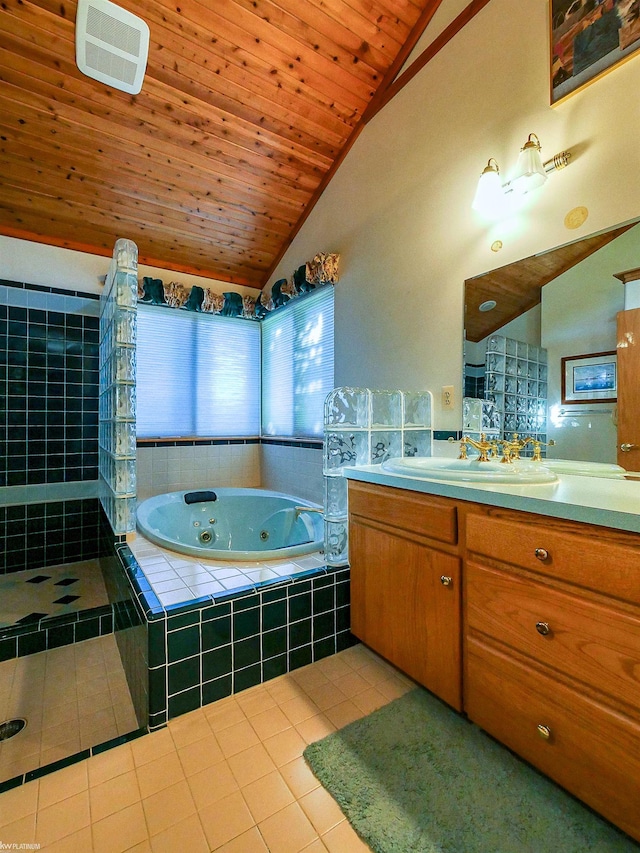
[136,488,324,560]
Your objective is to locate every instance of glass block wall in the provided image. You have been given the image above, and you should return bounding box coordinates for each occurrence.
[462,397,501,441]
[323,388,433,566]
[99,239,138,535]
[484,333,548,455]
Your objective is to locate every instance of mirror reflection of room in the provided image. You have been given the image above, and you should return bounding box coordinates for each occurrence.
[464,219,640,465]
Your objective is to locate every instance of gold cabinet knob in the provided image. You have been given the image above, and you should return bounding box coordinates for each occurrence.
[537,724,552,740]
[535,621,551,636]
[534,547,549,561]
[440,576,453,587]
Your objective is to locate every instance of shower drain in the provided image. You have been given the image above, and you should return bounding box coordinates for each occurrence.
[260,530,269,541]
[0,719,26,741]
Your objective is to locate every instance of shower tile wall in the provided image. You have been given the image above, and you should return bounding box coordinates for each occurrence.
[2,499,102,575]
[0,281,99,489]
[0,280,103,574]
[136,440,261,502]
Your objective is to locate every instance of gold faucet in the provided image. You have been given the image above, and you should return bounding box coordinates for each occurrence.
[459,433,496,462]
[530,438,556,461]
[455,433,557,464]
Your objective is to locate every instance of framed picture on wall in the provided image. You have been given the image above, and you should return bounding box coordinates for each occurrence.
[561,351,618,403]
[551,0,640,104]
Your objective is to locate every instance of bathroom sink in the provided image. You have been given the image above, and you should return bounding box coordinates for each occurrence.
[537,459,626,478]
[381,456,559,484]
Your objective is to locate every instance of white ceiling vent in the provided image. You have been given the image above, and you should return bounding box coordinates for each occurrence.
[75,0,149,95]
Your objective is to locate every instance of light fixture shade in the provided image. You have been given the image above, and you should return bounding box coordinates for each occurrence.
[510,133,547,195]
[472,159,506,218]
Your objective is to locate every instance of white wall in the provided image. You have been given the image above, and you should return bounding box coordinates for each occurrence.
[466,304,542,366]
[265,0,640,434]
[0,235,258,298]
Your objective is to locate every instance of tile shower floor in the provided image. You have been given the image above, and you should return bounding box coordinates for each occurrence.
[0,560,109,628]
[129,534,327,609]
[0,634,138,784]
[0,643,413,851]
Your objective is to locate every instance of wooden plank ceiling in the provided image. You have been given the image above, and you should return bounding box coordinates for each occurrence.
[464,224,636,343]
[0,0,447,288]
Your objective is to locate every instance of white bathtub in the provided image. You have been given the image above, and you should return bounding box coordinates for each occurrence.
[136,488,323,560]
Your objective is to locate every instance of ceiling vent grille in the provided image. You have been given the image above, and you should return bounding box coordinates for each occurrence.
[75,0,149,95]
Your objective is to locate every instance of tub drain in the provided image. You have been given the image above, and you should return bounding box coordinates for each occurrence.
[0,719,26,741]
[260,530,269,541]
[199,530,213,544]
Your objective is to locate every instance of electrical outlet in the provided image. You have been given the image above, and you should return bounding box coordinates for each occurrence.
[442,385,455,410]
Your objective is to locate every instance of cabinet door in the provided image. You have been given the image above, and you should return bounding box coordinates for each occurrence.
[350,517,461,710]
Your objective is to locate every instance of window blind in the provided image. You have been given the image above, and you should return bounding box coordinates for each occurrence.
[136,305,261,437]
[261,286,335,438]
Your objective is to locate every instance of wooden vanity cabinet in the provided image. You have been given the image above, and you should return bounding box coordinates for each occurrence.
[464,505,640,843]
[347,480,640,843]
[347,481,462,711]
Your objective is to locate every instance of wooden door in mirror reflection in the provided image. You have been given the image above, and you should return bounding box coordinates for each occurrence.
[617,307,640,470]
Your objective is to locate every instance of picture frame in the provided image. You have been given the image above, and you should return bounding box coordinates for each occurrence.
[561,351,618,404]
[550,0,640,105]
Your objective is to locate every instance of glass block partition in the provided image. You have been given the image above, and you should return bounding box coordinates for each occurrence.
[484,333,548,455]
[462,397,501,441]
[323,388,433,566]
[99,239,138,535]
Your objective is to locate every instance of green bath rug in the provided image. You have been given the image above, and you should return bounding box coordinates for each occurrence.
[303,688,638,853]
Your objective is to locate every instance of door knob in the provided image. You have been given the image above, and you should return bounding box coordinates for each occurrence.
[620,443,639,452]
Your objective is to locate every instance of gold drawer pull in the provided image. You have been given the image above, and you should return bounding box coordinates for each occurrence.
[440,576,453,587]
[535,621,551,636]
[537,724,552,740]
[534,547,549,561]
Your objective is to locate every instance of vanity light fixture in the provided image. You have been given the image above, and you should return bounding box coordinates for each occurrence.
[471,158,507,218]
[473,133,571,218]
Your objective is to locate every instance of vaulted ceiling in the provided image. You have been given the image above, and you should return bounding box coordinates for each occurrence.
[0,0,486,289]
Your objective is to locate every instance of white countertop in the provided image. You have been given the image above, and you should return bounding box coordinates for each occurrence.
[343,464,640,534]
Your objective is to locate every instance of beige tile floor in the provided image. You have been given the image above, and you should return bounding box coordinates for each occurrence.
[0,643,414,852]
[0,634,139,782]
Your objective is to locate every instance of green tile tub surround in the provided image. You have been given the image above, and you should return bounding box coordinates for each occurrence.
[117,544,355,728]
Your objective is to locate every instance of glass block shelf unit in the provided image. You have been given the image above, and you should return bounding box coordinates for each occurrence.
[484,333,548,456]
[323,388,433,566]
[99,239,138,535]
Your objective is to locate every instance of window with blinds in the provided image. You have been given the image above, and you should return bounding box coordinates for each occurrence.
[136,305,261,438]
[261,287,335,439]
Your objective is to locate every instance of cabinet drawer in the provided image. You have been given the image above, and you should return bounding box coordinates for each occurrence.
[466,562,640,712]
[466,637,640,843]
[466,510,640,604]
[348,481,457,545]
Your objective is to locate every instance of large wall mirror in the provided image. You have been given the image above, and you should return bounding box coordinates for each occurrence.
[464,218,640,468]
